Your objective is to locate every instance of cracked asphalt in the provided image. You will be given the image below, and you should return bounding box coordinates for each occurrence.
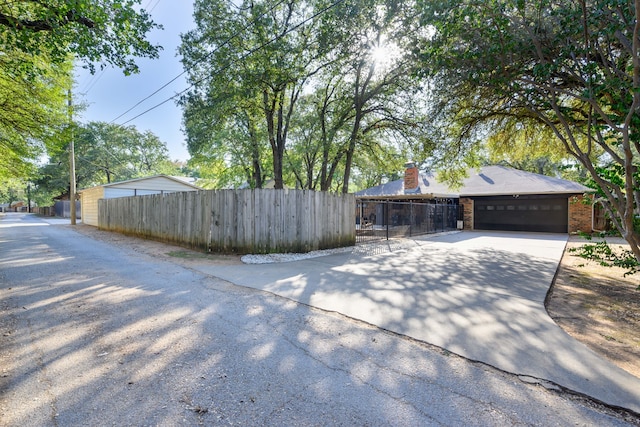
[1,213,639,426]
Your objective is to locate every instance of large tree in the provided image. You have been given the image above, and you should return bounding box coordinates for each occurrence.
[0,51,71,181]
[181,0,433,192]
[180,0,321,189]
[179,76,270,189]
[0,0,161,75]
[418,0,640,262]
[0,1,161,181]
[284,69,434,192]
[36,122,174,198]
[0,178,22,207]
[314,0,432,193]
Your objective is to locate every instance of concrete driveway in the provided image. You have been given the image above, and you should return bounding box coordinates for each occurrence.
[8,215,640,425]
[193,231,640,413]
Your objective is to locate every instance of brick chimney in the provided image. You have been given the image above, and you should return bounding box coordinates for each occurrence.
[404,162,419,194]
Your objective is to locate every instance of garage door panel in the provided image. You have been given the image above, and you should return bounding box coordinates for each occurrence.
[474,197,568,233]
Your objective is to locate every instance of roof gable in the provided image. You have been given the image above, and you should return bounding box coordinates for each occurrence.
[356,166,590,198]
[356,174,457,199]
[459,166,589,196]
[80,175,201,192]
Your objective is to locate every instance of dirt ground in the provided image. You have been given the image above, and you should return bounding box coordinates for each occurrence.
[72,225,244,266]
[547,235,640,379]
[72,225,639,379]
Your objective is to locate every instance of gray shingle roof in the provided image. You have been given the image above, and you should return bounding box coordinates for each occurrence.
[459,165,590,196]
[355,174,457,199]
[79,174,201,192]
[355,166,590,198]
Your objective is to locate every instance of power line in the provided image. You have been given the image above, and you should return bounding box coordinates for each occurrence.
[110,0,291,124]
[148,0,162,13]
[78,66,106,93]
[110,0,290,124]
[118,0,345,126]
[109,69,185,123]
[82,67,109,94]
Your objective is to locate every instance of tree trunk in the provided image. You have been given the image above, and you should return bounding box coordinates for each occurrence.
[247,117,263,189]
[342,118,359,194]
[263,90,282,189]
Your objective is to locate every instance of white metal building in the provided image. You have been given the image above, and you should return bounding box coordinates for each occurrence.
[80,175,201,226]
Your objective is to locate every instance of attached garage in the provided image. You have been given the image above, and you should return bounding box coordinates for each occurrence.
[472,195,569,233]
[356,165,594,234]
[459,166,592,234]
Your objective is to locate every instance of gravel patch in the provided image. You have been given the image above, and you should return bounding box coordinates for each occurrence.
[240,231,463,264]
[241,246,354,264]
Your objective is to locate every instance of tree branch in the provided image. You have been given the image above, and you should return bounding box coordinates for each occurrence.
[0,10,95,32]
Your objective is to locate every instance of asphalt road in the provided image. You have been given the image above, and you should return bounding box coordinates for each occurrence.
[0,213,638,426]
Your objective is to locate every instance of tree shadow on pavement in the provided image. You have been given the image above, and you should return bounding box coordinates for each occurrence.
[1,223,638,425]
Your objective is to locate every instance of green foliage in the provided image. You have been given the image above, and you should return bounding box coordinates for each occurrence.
[581,163,640,234]
[569,240,639,279]
[0,1,161,75]
[0,1,162,192]
[181,0,317,189]
[180,0,433,192]
[314,0,430,192]
[584,163,640,197]
[0,50,71,181]
[0,179,22,205]
[187,153,257,189]
[0,178,53,209]
[35,122,174,199]
[347,139,407,192]
[416,0,640,263]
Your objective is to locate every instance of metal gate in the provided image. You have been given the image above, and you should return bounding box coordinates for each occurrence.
[356,200,459,243]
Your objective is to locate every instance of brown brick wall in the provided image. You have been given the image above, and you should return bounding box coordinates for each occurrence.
[459,198,474,230]
[568,194,593,233]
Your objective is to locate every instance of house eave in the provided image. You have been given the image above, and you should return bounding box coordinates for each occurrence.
[78,174,201,193]
[460,190,593,198]
[355,193,458,200]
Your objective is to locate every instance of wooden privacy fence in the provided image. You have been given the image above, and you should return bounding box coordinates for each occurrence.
[98,189,356,254]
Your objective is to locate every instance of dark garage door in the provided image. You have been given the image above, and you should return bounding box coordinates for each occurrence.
[474,196,568,233]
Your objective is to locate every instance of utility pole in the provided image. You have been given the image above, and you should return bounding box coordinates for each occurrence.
[27,183,31,213]
[69,89,76,225]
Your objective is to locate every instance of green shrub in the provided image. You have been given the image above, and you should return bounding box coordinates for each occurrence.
[568,239,639,279]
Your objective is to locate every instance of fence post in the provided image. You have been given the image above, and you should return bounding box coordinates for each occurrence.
[409,200,413,238]
[385,199,389,240]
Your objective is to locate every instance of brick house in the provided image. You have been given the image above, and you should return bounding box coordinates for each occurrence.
[357,165,593,234]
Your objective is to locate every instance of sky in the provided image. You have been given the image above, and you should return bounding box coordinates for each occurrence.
[73,1,195,163]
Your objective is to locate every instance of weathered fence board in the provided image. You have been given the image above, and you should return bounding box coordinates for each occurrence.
[98,189,355,254]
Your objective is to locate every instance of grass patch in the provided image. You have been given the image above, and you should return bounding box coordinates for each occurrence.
[166,250,210,259]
